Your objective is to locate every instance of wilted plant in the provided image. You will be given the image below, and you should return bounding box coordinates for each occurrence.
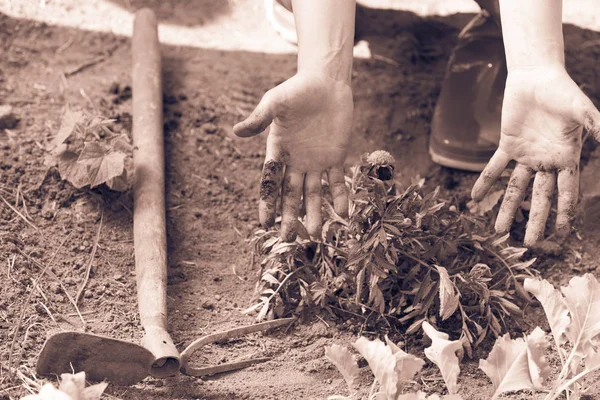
[249,151,537,355]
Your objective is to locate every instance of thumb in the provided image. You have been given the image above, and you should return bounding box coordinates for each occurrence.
[233,88,282,138]
[576,93,600,141]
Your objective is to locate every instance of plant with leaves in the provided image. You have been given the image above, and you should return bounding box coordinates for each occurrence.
[45,107,133,191]
[325,322,462,400]
[21,372,108,400]
[480,273,600,400]
[249,151,537,355]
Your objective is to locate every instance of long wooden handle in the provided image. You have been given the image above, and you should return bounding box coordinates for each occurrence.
[132,8,180,378]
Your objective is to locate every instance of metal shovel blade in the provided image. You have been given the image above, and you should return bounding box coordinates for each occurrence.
[36,332,155,386]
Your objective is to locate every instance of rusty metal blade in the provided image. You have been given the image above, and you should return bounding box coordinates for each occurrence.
[36,332,154,386]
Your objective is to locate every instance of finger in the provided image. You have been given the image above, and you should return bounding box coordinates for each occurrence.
[556,166,580,236]
[328,166,348,218]
[576,93,600,141]
[258,158,285,228]
[233,88,281,138]
[280,168,303,242]
[524,171,556,246]
[471,150,511,202]
[303,172,323,238]
[495,164,533,233]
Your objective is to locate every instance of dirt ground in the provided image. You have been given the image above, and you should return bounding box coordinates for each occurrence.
[2,1,600,399]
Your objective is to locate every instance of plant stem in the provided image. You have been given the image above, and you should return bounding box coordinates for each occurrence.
[545,363,600,400]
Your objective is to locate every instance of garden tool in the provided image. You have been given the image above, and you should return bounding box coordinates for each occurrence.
[180,318,295,377]
[36,8,180,385]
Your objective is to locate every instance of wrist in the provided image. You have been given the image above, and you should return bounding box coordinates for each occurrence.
[292,0,355,84]
[500,0,565,71]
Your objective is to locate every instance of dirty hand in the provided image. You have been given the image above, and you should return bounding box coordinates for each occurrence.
[233,71,353,241]
[471,66,600,246]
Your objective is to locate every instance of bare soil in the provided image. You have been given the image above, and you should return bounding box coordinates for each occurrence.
[2,1,600,399]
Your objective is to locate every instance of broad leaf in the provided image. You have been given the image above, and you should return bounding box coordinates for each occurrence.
[560,274,600,356]
[353,337,425,400]
[422,321,462,394]
[58,151,92,188]
[435,266,459,321]
[524,278,570,352]
[479,330,548,399]
[325,344,359,391]
[53,108,84,147]
[525,327,551,388]
[78,142,127,188]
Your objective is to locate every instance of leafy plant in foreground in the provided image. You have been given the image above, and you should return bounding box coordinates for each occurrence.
[45,107,133,191]
[480,273,600,400]
[325,322,462,400]
[250,151,537,355]
[21,372,107,400]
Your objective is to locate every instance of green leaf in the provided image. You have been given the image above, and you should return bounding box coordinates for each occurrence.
[324,344,359,392]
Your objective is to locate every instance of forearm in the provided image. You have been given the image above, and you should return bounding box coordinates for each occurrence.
[500,0,564,70]
[291,0,356,83]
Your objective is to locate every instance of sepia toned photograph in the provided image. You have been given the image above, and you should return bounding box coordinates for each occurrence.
[1,0,600,399]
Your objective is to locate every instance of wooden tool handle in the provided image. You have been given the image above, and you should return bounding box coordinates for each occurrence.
[132,8,180,378]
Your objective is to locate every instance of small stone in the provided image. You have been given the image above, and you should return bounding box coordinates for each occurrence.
[201,301,215,310]
[0,105,19,130]
[201,123,218,135]
[108,82,120,95]
[214,294,222,301]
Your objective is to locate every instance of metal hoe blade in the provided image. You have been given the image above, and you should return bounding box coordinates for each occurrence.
[180,318,295,377]
[36,332,155,386]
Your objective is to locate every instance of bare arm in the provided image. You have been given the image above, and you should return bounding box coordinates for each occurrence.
[500,0,564,69]
[234,1,356,241]
[472,0,600,246]
[293,0,355,83]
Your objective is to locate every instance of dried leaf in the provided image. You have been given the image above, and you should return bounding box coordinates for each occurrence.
[560,274,600,356]
[467,190,503,216]
[353,337,425,400]
[435,266,459,321]
[422,321,462,394]
[325,344,359,391]
[524,278,570,350]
